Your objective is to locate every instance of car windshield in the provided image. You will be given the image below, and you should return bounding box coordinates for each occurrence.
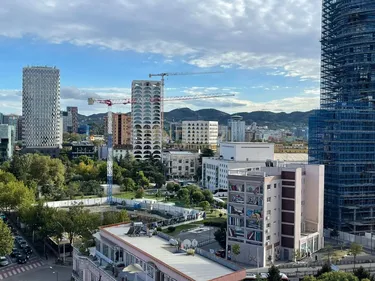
[0,257,6,261]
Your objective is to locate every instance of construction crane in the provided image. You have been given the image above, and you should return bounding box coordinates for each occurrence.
[88,92,234,203]
[148,71,223,130]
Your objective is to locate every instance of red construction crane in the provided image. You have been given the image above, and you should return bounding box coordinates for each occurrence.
[88,92,234,203]
[148,71,223,130]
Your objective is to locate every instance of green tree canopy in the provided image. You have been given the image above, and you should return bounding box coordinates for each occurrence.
[122,177,136,191]
[267,265,281,281]
[303,271,359,281]
[199,201,211,211]
[0,220,13,256]
[0,180,35,212]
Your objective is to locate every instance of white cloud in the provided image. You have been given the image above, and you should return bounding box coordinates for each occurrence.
[0,85,319,115]
[0,0,321,80]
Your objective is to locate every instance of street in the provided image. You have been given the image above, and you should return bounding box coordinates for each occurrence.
[4,265,72,281]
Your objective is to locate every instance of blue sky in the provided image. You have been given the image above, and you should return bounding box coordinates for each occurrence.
[0,0,321,115]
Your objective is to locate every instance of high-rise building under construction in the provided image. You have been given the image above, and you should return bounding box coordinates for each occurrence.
[309,1,375,233]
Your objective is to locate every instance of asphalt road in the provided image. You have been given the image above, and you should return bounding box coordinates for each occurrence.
[5,265,72,281]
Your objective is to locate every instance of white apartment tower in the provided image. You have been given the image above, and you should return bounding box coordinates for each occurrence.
[228,115,245,142]
[22,66,61,149]
[131,80,162,160]
[182,121,218,150]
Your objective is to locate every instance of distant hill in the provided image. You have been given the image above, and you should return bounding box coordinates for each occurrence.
[78,108,313,129]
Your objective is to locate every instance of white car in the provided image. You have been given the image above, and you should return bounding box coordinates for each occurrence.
[0,257,9,266]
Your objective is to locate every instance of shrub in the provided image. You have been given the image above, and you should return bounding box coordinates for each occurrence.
[156,227,162,231]
[167,226,176,232]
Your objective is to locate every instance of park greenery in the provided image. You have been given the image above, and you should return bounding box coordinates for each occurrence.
[0,149,222,257]
[0,152,166,201]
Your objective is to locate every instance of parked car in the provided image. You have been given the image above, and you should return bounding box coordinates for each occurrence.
[15,236,23,243]
[24,246,33,255]
[19,241,28,249]
[17,255,29,264]
[215,250,226,258]
[0,257,9,266]
[11,248,22,258]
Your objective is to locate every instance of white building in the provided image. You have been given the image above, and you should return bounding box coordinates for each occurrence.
[0,124,15,161]
[132,80,162,160]
[228,115,245,142]
[202,142,275,191]
[72,223,246,281]
[226,163,324,267]
[163,151,200,179]
[22,66,61,150]
[182,121,218,151]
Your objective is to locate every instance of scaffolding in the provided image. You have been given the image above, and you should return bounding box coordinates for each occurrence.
[309,0,375,234]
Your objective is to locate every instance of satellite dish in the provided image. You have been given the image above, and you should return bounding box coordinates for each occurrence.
[192,239,198,248]
[182,239,192,249]
[169,239,178,246]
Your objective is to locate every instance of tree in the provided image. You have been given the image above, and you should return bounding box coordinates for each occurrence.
[201,148,215,158]
[214,222,227,249]
[137,171,150,188]
[191,190,205,204]
[0,169,16,183]
[316,263,332,277]
[0,220,14,256]
[232,244,240,261]
[353,266,373,281]
[330,229,339,244]
[79,180,102,196]
[135,188,145,199]
[122,178,136,192]
[199,201,211,211]
[177,188,190,206]
[102,210,130,225]
[0,180,35,212]
[173,183,181,193]
[267,265,281,281]
[350,242,363,268]
[166,182,176,193]
[303,272,359,281]
[202,189,214,204]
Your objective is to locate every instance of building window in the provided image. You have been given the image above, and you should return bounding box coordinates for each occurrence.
[267,210,271,215]
[267,185,271,190]
[274,183,277,188]
[267,197,271,202]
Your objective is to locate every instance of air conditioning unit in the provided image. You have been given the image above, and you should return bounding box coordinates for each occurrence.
[266,216,270,220]
[265,242,269,246]
[265,229,269,233]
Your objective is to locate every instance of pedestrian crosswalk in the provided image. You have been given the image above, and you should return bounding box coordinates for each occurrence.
[0,259,44,280]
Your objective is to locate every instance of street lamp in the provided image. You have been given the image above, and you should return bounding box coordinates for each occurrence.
[49,266,59,281]
[56,222,66,264]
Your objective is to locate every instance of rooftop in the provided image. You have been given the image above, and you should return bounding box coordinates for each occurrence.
[102,224,237,281]
[274,153,308,162]
[167,151,196,155]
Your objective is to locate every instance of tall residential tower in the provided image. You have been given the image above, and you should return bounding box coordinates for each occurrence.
[309,1,375,233]
[131,80,162,160]
[22,66,61,155]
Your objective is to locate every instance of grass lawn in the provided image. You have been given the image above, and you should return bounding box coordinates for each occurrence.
[162,223,202,236]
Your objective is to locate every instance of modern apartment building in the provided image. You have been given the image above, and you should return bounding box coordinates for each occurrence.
[131,80,162,160]
[22,66,61,154]
[3,114,20,141]
[72,223,246,281]
[309,1,375,233]
[163,151,199,179]
[0,124,15,161]
[226,163,324,266]
[202,142,275,191]
[105,113,132,147]
[227,115,245,142]
[61,106,79,134]
[182,121,218,151]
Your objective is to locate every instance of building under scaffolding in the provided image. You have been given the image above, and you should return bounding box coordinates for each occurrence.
[309,0,375,234]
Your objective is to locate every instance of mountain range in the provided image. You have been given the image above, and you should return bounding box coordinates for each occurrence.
[78,108,314,129]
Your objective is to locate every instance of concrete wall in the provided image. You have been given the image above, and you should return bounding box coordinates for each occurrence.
[219,142,274,162]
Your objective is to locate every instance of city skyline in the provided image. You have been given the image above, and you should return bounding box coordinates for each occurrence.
[0,0,321,115]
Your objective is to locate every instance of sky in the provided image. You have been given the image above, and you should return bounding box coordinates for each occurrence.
[0,0,322,116]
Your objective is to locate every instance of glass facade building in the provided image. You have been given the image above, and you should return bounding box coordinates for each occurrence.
[309,1,375,233]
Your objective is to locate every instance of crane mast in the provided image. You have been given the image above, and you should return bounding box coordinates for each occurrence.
[89,88,230,204]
